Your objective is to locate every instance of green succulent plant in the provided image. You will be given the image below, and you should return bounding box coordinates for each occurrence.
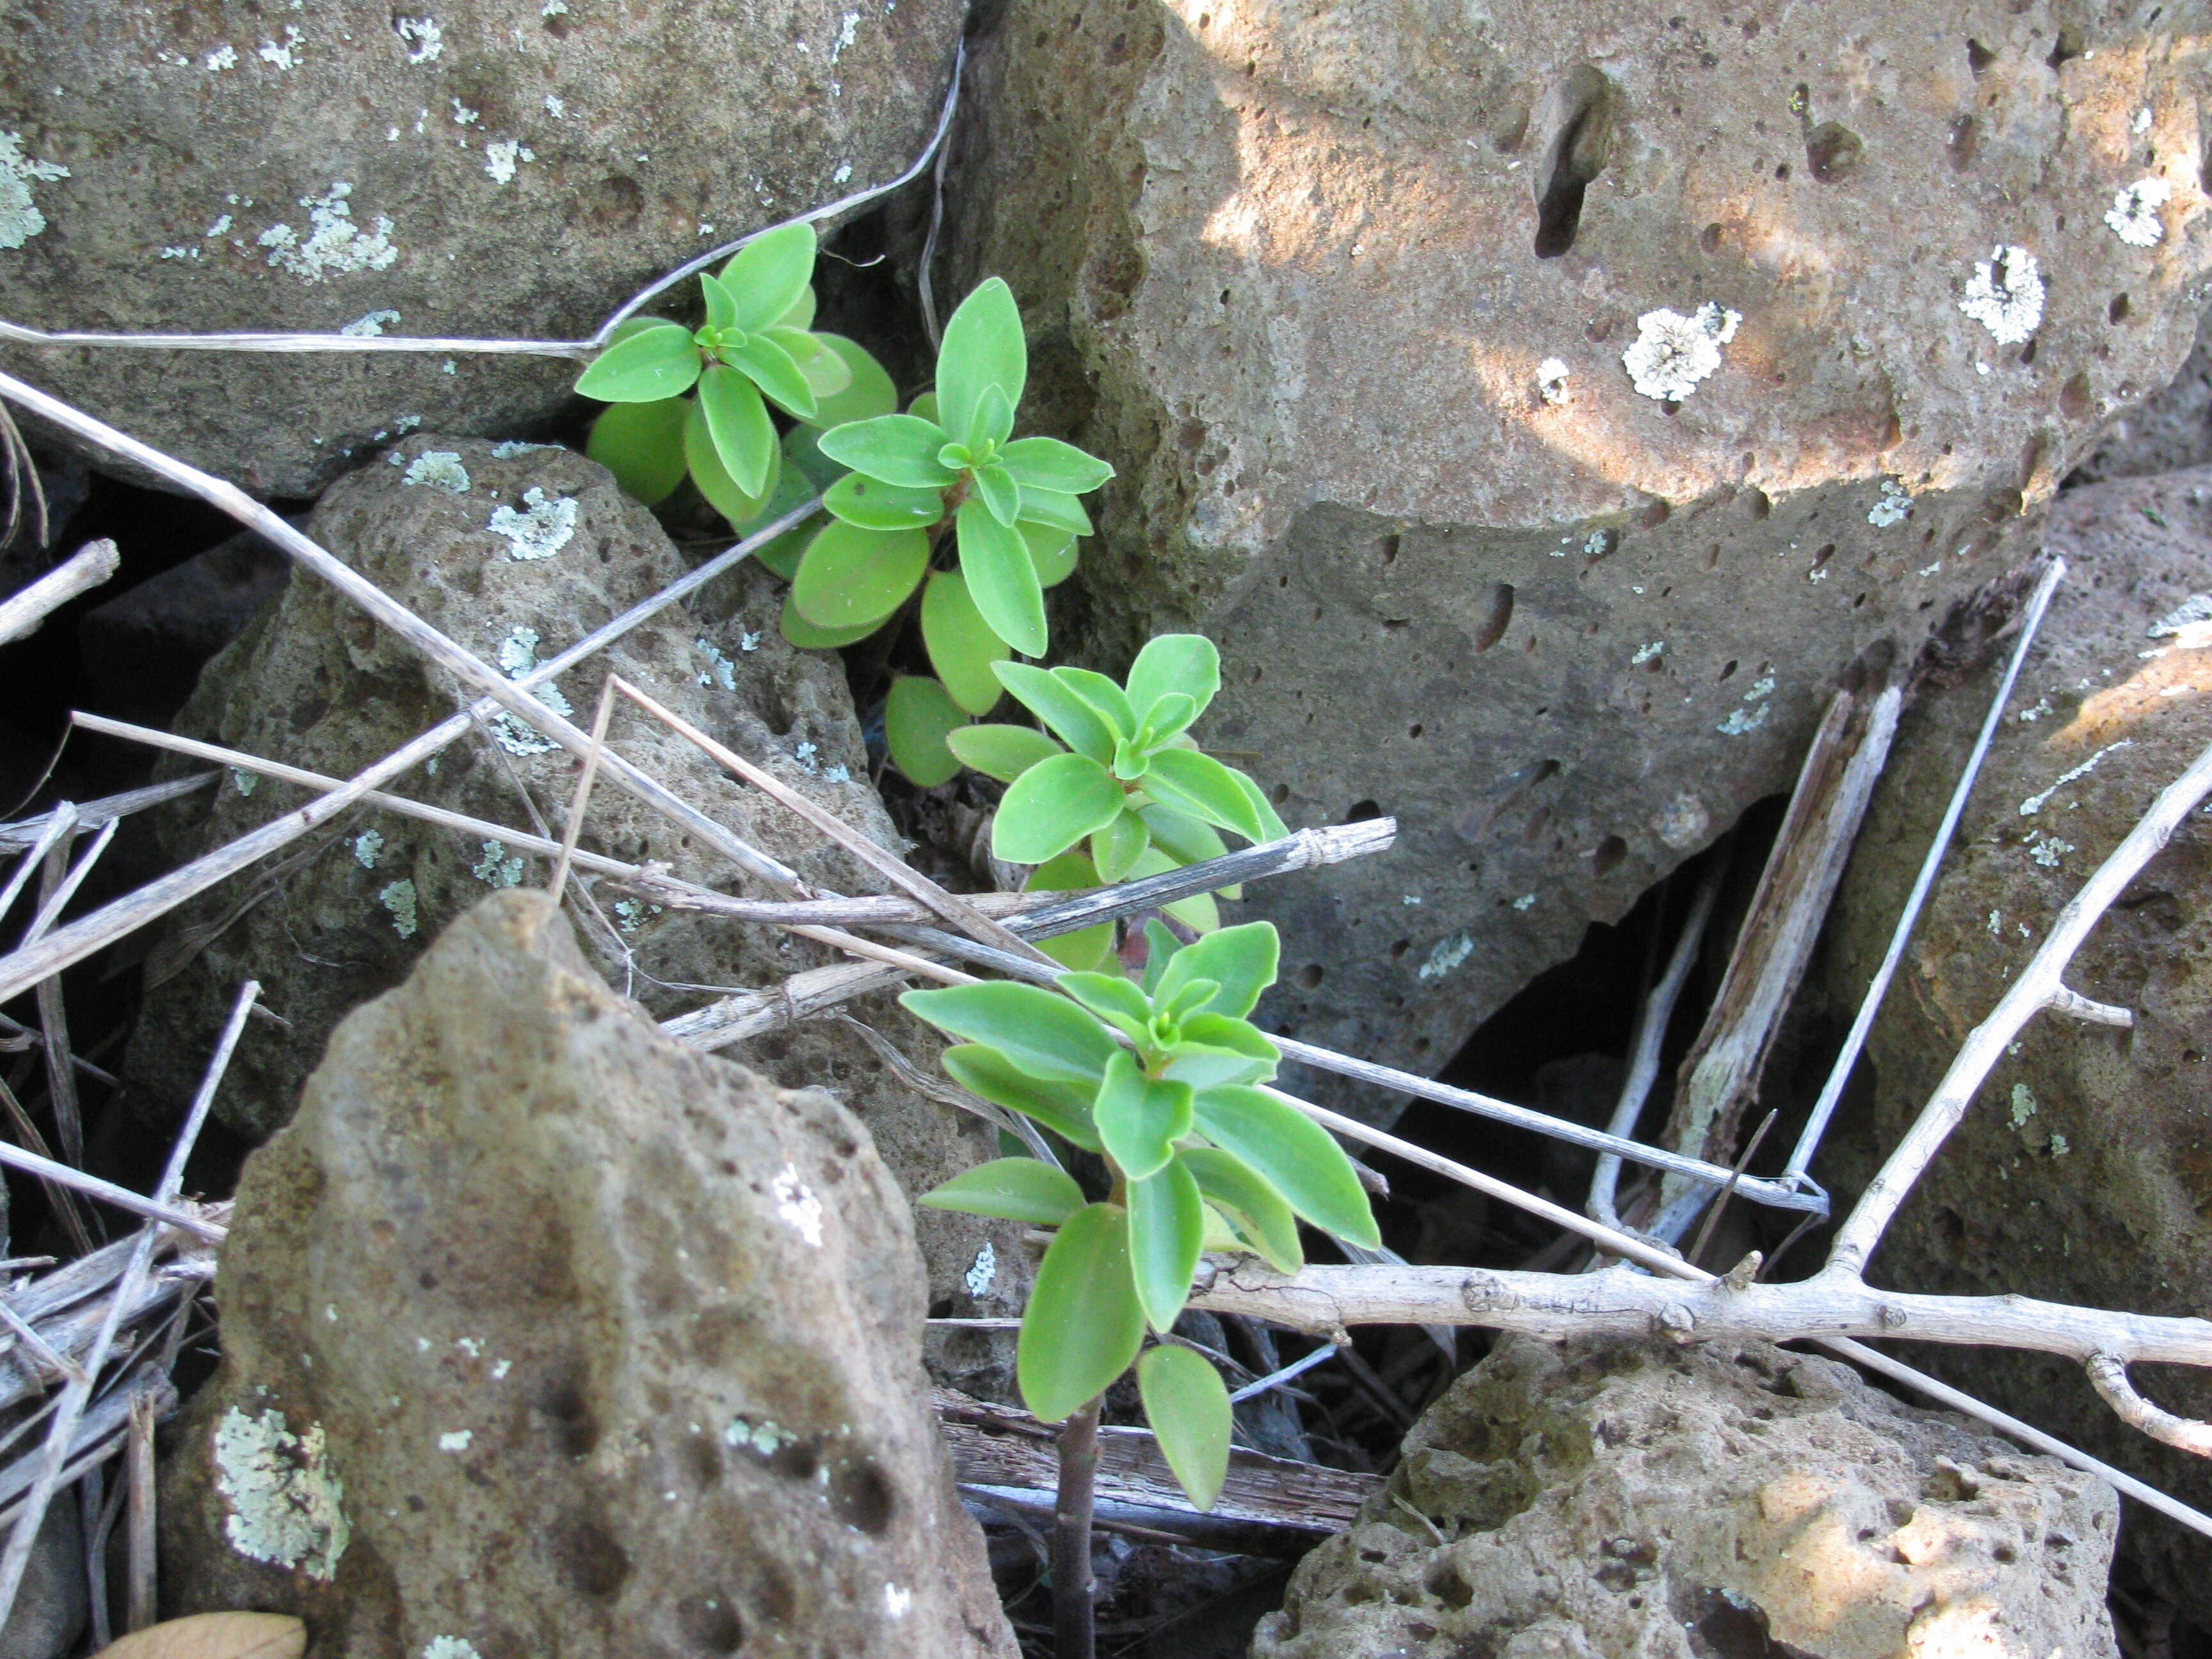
[573,221,897,543]
[906,920,1379,1510]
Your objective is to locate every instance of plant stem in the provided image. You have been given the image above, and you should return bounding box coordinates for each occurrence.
[1054,1397,1103,1659]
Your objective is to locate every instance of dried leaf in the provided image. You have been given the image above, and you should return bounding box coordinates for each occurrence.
[93,1612,308,1659]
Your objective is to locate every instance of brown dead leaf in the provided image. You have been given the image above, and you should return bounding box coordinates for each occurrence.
[93,1613,307,1659]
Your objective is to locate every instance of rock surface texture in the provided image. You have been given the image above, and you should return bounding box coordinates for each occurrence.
[2074,300,2212,481]
[1253,1336,2120,1659]
[159,889,1019,1657]
[1821,461,2212,1626]
[0,0,959,495]
[124,439,1025,1379]
[947,0,2212,1118]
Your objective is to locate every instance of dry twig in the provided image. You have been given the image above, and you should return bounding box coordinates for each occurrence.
[0,540,118,646]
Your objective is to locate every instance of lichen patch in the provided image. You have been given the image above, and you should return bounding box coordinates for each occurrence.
[771,1164,826,1247]
[2104,177,2171,248]
[212,1407,351,1580]
[259,184,399,284]
[1621,303,1739,401]
[0,132,69,251]
[378,878,420,938]
[486,488,578,561]
[402,451,470,493]
[484,141,535,185]
[1867,479,1912,527]
[1957,245,2043,344]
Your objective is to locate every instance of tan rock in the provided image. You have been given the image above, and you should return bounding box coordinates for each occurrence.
[159,890,1018,1657]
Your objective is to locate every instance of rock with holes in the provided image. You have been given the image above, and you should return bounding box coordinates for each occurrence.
[157,889,1019,1656]
[0,0,958,497]
[945,0,2212,1121]
[2073,298,2212,483]
[1818,461,2212,1628]
[1253,1336,2119,1659]
[122,438,1025,1390]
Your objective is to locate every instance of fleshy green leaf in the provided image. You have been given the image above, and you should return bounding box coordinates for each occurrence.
[938,276,1027,451]
[908,390,941,424]
[697,362,780,499]
[1151,922,1278,1019]
[922,571,1011,716]
[1140,919,1181,997]
[994,664,1116,763]
[769,326,854,402]
[993,751,1126,864]
[774,284,817,332]
[1233,769,1292,840]
[1020,1205,1144,1422]
[901,981,1119,1084]
[1126,1158,1205,1331]
[782,421,849,491]
[1161,977,1224,1023]
[1053,668,1137,739]
[721,221,818,332]
[780,591,882,649]
[921,1157,1086,1225]
[1180,1146,1302,1272]
[1137,1343,1232,1511]
[721,331,817,421]
[1018,488,1094,536]
[824,472,947,531]
[790,520,929,630]
[1055,970,1153,1040]
[1176,1013,1278,1076]
[818,414,959,489]
[699,271,741,332]
[972,460,1022,527]
[1139,804,1230,870]
[1091,808,1151,883]
[1159,1043,1272,1091]
[885,675,967,787]
[1142,748,1269,842]
[968,381,1016,451]
[729,463,819,576]
[1190,1086,1381,1248]
[586,397,690,506]
[805,333,901,426]
[957,500,1048,659]
[576,321,701,403]
[942,1044,1102,1150]
[1094,1050,1195,1182]
[1001,435,1115,495]
[685,393,779,525]
[1126,634,1222,725]
[1024,522,1079,588]
[1139,693,1199,748]
[946,723,1064,783]
[1027,851,1118,973]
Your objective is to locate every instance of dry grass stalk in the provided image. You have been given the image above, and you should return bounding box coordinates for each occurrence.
[0,775,214,857]
[124,1391,155,1632]
[0,540,118,646]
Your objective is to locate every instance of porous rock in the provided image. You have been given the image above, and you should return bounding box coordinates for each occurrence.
[1820,461,2212,1625]
[0,0,959,496]
[158,888,1018,1657]
[123,439,1025,1379]
[1253,1336,2119,1659]
[947,0,2212,1120]
[2072,299,2212,482]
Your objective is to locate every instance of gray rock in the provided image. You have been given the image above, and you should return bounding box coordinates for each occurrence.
[0,0,959,496]
[157,889,1019,1656]
[2072,300,2212,483]
[1253,1336,2119,1659]
[944,0,2212,1121]
[1820,461,2212,1628]
[77,524,289,721]
[0,1503,84,1659]
[124,438,1025,1382]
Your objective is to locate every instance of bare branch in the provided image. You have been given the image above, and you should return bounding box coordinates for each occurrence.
[0,775,214,856]
[2086,1354,2212,1457]
[2047,985,2133,1027]
[0,540,117,646]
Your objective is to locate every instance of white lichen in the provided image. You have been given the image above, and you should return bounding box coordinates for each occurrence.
[833,162,853,185]
[793,740,820,774]
[822,764,852,784]
[544,94,566,120]
[450,99,479,126]
[352,828,385,869]
[2008,1084,2037,1128]
[2018,739,2133,815]
[483,141,535,185]
[229,766,260,796]
[204,43,239,70]
[258,26,303,69]
[1987,909,2003,936]
[393,16,444,63]
[471,840,524,888]
[611,898,661,933]
[490,440,556,458]
[437,1429,472,1452]
[1511,892,1537,911]
[2148,593,2212,646]
[2026,832,2076,868]
[497,625,540,677]
[694,637,738,691]
[1418,931,1473,982]
[964,1242,996,1296]
[486,488,577,561]
[1621,302,1740,401]
[1718,703,1770,736]
[0,132,69,250]
[884,1584,913,1620]
[1535,356,1572,406]
[2017,696,2054,723]
[2050,1132,2070,1157]
[422,1641,483,1659]
[259,184,398,283]
[726,1416,798,1454]
[2105,176,2171,248]
[403,451,470,493]
[1958,245,2043,344]
[212,1407,350,1579]
[1867,478,1912,527]
[772,1164,825,1247]
[378,879,419,938]
[340,309,399,337]
[489,682,573,756]
[1631,641,1664,666]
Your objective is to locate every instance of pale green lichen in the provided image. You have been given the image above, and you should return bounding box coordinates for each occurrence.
[489,682,573,756]
[0,132,68,250]
[2008,1084,2037,1129]
[471,840,523,888]
[403,451,470,493]
[258,183,397,283]
[422,1640,483,1659]
[726,1416,799,1455]
[487,488,578,561]
[1418,931,1473,982]
[352,828,384,869]
[229,767,260,796]
[1868,479,1912,527]
[212,1407,350,1579]
[378,878,419,938]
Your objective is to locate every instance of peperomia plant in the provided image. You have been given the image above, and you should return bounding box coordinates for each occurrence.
[948,633,1288,968]
[574,221,897,540]
[904,920,1380,1509]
